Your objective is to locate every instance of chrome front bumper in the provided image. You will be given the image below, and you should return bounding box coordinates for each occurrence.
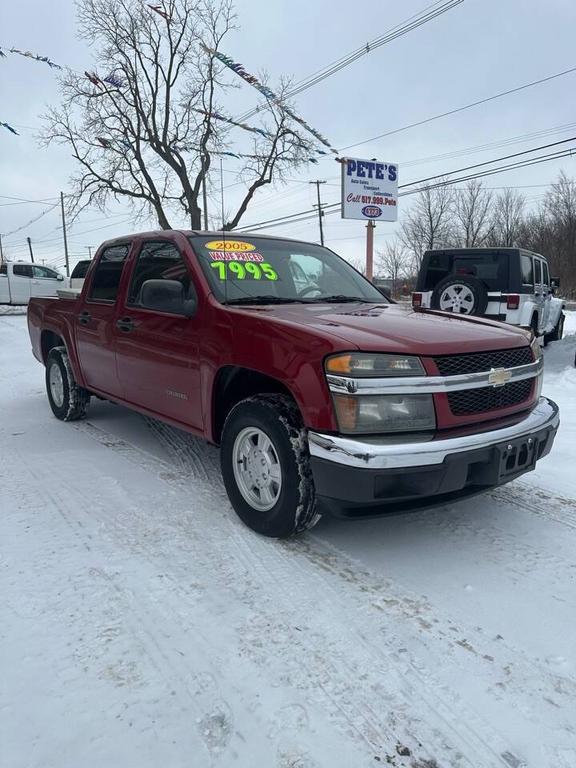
[308,397,559,471]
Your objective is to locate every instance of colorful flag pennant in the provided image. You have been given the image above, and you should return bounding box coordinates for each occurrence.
[147,4,171,21]
[85,71,105,89]
[1,121,19,135]
[103,73,124,88]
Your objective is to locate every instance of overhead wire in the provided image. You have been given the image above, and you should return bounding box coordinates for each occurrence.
[340,65,576,151]
[237,0,464,122]
[236,140,576,232]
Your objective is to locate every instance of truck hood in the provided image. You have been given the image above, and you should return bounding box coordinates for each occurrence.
[237,302,531,355]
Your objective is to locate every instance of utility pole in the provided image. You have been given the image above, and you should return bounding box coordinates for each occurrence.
[0,233,4,267]
[87,246,92,259]
[309,180,326,246]
[365,220,375,281]
[60,191,70,277]
[27,237,35,263]
[201,154,209,230]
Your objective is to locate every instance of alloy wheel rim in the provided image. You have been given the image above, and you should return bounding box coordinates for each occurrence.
[232,427,282,512]
[439,284,475,314]
[49,363,64,408]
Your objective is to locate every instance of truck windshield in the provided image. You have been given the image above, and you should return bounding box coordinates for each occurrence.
[188,235,386,304]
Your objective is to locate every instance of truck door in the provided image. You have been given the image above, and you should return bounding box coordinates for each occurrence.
[31,265,64,297]
[75,243,131,398]
[114,239,203,430]
[10,264,32,304]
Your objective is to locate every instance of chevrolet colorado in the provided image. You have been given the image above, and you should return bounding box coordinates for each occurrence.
[27,230,559,537]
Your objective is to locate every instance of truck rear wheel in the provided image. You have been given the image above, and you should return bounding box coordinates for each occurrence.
[46,346,91,421]
[220,394,320,537]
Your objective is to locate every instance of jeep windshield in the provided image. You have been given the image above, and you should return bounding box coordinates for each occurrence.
[189,235,386,305]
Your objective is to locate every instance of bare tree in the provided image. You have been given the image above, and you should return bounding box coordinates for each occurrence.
[487,188,525,246]
[452,180,493,247]
[42,0,314,230]
[399,183,454,270]
[375,242,410,294]
[521,172,576,296]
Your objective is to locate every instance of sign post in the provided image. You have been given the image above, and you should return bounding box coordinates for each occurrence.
[340,157,398,280]
[366,220,375,281]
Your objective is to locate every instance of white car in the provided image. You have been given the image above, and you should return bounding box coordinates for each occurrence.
[0,262,68,305]
[412,247,565,343]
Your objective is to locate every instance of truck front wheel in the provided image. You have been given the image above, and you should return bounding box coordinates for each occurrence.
[46,346,91,421]
[220,395,320,537]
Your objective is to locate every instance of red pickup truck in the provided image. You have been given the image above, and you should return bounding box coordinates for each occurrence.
[28,230,559,537]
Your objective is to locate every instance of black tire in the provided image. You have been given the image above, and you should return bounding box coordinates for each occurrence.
[220,394,320,538]
[45,346,91,421]
[546,312,565,343]
[431,275,488,315]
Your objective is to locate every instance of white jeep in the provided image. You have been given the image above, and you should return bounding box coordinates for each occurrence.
[412,247,565,343]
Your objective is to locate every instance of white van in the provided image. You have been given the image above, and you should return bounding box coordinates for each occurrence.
[0,262,68,305]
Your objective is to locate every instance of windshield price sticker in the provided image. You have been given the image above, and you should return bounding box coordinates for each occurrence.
[210,261,279,281]
[209,251,265,262]
[205,240,256,252]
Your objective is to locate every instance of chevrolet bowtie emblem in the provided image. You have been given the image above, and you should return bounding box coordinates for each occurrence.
[488,367,512,387]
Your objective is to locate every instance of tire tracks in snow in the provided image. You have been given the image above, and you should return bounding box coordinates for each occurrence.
[491,482,576,532]
[71,415,576,767]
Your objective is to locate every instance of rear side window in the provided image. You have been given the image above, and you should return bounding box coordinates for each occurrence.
[521,255,533,286]
[89,245,130,302]
[534,259,542,284]
[0,264,7,276]
[127,241,194,307]
[13,264,33,278]
[71,261,91,279]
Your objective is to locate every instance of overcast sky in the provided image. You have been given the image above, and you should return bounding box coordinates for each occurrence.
[2,0,576,269]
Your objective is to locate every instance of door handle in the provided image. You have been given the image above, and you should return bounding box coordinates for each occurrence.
[78,311,91,326]
[116,317,137,332]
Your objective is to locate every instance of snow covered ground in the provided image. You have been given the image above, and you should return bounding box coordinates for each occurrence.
[1,309,576,768]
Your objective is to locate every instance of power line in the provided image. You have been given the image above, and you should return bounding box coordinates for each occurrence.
[2,202,60,240]
[237,0,463,122]
[398,135,576,189]
[236,140,576,232]
[340,65,576,151]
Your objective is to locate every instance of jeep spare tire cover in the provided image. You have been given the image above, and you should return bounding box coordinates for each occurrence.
[431,275,488,315]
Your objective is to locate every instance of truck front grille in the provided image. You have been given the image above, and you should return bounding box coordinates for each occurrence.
[447,379,533,415]
[434,347,533,376]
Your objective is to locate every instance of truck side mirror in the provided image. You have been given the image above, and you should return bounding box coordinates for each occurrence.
[57,274,64,281]
[550,277,560,291]
[139,279,197,317]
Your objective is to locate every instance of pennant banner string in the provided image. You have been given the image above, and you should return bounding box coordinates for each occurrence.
[201,44,338,154]
[0,41,328,157]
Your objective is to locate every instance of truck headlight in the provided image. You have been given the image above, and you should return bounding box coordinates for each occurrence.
[326,353,425,377]
[530,338,542,362]
[325,353,435,434]
[332,393,436,434]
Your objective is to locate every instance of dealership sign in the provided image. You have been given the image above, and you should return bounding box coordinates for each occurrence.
[341,157,398,222]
